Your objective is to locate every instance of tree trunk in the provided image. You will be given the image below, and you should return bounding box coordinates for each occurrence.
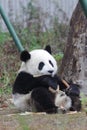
[59,2,87,94]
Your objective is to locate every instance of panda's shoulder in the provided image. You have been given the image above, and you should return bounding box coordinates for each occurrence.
[13,71,36,94]
[14,71,34,84]
[17,71,33,79]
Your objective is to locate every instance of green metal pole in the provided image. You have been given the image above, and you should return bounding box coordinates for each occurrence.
[79,0,87,17]
[0,4,24,52]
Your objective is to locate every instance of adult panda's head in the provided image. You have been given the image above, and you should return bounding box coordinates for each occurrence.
[19,45,58,77]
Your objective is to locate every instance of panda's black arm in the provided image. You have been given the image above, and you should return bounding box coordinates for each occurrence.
[12,72,37,94]
[36,75,58,90]
[36,75,69,91]
[54,75,70,91]
[36,74,70,91]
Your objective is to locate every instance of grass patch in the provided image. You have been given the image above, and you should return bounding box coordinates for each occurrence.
[0,31,11,44]
[0,69,12,96]
[81,93,87,111]
[54,53,63,61]
[0,86,12,95]
[17,115,30,130]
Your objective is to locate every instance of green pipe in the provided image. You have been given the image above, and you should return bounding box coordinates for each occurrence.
[0,4,24,52]
[79,0,87,17]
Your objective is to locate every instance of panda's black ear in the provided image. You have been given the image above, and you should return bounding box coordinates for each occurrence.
[20,50,31,62]
[45,45,52,54]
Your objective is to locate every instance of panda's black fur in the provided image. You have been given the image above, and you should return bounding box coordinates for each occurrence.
[12,45,81,113]
[65,83,81,111]
[31,87,57,113]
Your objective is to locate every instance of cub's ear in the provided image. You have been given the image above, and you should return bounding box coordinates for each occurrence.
[44,45,52,54]
[20,50,31,62]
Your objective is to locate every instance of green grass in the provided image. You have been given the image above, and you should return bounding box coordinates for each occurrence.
[0,70,12,95]
[81,93,87,110]
[17,115,30,130]
[0,86,12,95]
[54,53,63,61]
[0,32,11,44]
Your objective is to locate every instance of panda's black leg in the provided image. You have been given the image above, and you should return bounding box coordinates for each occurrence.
[31,87,58,113]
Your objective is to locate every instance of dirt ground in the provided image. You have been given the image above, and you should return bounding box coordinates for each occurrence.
[0,105,87,130]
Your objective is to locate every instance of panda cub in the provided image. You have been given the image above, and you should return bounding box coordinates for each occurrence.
[30,86,71,113]
[55,76,81,112]
[12,45,71,113]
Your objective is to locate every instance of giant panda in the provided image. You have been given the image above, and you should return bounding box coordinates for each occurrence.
[12,45,71,113]
[55,77,81,111]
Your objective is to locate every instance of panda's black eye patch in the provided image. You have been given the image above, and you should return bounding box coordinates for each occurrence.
[49,60,54,67]
[60,93,65,97]
[38,62,45,70]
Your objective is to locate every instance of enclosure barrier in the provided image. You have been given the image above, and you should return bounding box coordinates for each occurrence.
[79,0,87,17]
[0,4,24,52]
[0,1,87,52]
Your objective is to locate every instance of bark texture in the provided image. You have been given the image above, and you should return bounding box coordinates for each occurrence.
[59,2,87,93]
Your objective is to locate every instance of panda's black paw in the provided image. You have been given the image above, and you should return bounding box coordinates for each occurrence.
[65,84,80,97]
[46,107,58,114]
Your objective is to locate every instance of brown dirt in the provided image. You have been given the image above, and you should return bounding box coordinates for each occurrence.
[0,105,87,130]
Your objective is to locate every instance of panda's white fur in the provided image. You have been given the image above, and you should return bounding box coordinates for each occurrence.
[18,49,57,77]
[55,90,71,111]
[12,93,32,112]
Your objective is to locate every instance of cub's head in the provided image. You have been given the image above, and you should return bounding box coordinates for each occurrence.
[19,45,58,77]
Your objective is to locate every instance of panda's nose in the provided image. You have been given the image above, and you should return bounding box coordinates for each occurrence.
[48,70,53,74]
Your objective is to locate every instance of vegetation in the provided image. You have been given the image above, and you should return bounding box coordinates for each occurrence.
[0,31,10,44]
